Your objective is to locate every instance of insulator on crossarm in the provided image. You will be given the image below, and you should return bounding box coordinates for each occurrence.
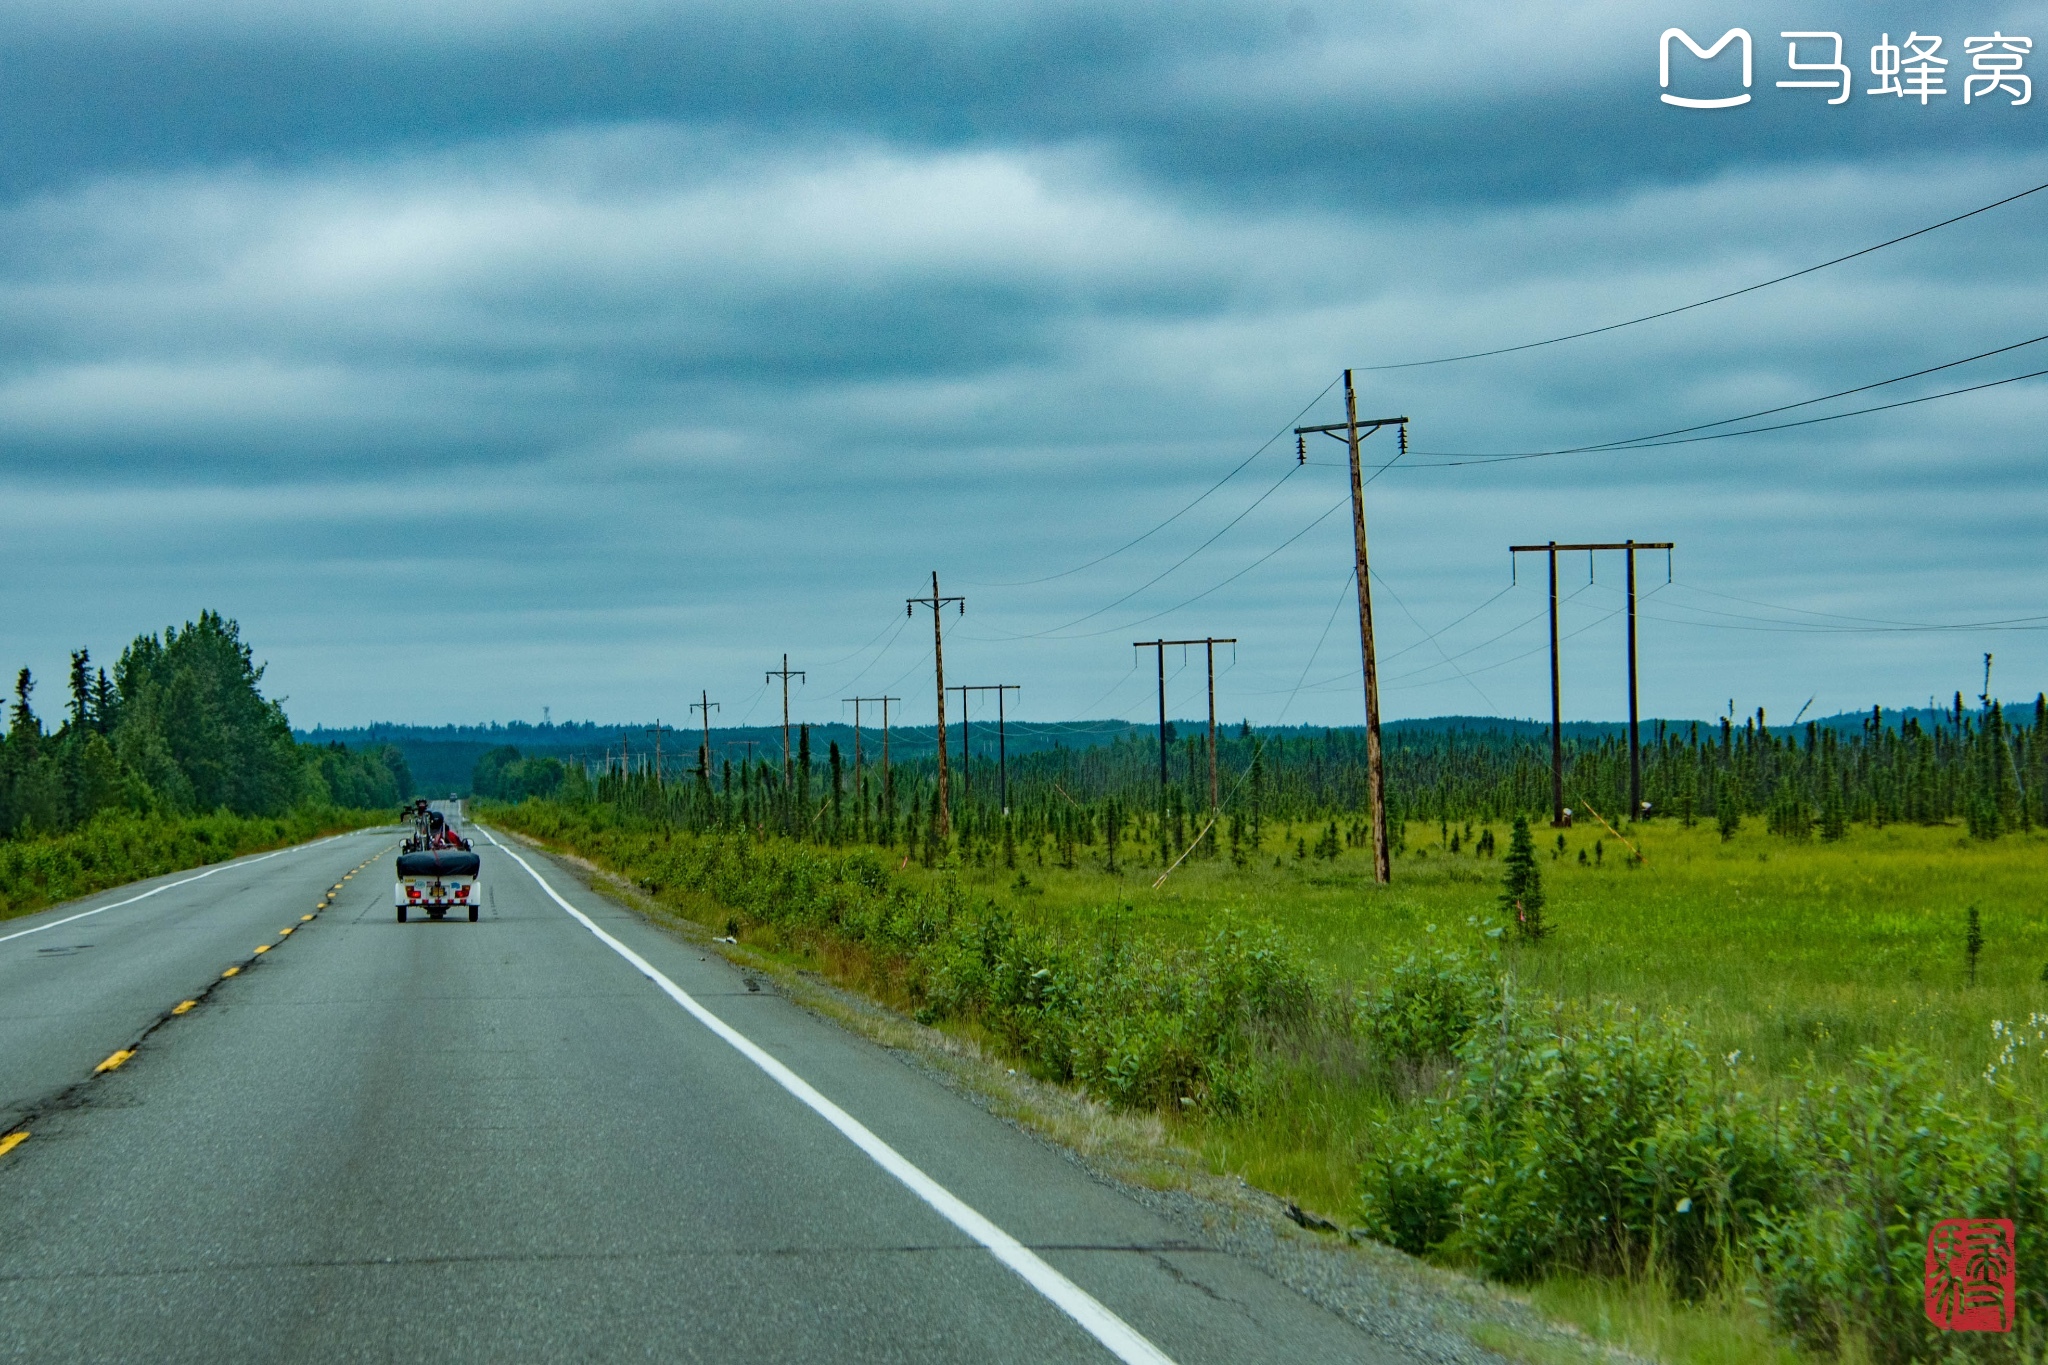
[1399,423,1408,455]
[1296,434,1306,464]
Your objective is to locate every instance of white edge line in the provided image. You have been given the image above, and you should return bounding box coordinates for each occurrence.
[479,827,1176,1365]
[0,829,367,946]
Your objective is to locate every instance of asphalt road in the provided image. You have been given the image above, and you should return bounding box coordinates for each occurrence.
[0,822,1414,1363]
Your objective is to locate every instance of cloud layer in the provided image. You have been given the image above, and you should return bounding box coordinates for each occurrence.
[1,2,2045,729]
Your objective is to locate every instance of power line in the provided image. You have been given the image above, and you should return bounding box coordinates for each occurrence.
[1403,364,2048,468]
[1011,465,1303,637]
[1660,579,2048,632]
[1357,176,2048,372]
[962,376,1343,588]
[1411,335,2048,463]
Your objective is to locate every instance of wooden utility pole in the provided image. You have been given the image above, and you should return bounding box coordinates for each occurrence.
[956,684,1021,814]
[642,722,676,787]
[690,691,719,786]
[765,654,805,785]
[844,694,900,832]
[1297,377,1404,884]
[1510,539,1674,826]
[951,685,972,803]
[1133,638,1234,816]
[907,573,965,839]
[880,696,895,812]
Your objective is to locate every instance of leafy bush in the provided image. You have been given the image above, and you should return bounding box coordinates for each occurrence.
[1757,1052,2048,1361]
[1357,944,1495,1065]
[1361,994,1798,1291]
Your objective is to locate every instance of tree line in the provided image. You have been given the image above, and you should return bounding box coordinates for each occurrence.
[0,611,412,839]
[477,693,2047,867]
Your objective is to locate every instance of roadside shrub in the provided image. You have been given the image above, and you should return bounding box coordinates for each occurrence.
[1756,1052,2048,1361]
[0,805,388,921]
[1357,944,1495,1065]
[1360,995,1797,1291]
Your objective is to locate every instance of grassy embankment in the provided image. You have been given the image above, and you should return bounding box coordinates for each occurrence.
[485,801,2048,1363]
[0,806,395,922]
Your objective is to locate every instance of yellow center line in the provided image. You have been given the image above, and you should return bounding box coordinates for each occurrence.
[0,1131,26,1159]
[301,914,314,921]
[94,1049,134,1074]
[253,944,269,954]
[171,1000,197,1015]
[222,966,239,978]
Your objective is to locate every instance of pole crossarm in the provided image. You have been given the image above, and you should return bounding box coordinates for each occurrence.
[1295,418,1408,435]
[1132,638,1238,649]
[1510,542,1673,552]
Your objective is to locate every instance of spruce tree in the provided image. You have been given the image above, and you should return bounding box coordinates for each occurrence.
[1716,774,1741,841]
[66,650,91,731]
[828,741,843,842]
[1500,815,1546,940]
[797,724,812,831]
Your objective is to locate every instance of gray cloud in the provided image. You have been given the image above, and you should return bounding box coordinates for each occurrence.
[0,3,2044,729]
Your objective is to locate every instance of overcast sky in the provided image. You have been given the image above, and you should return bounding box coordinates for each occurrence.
[2,1,2045,732]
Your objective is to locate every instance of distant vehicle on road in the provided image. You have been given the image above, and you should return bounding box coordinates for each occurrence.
[395,799,482,923]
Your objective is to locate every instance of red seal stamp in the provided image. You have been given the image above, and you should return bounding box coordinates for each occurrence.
[1925,1218,2016,1332]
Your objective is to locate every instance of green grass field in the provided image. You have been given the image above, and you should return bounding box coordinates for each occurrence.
[904,818,2048,1247]
[892,818,2048,1361]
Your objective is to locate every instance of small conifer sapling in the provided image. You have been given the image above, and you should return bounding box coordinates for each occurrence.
[1967,906,1983,986]
[1501,815,1547,941]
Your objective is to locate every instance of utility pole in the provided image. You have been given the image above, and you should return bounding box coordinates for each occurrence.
[880,696,896,813]
[956,685,1021,814]
[1202,639,1234,813]
[765,654,805,786]
[950,685,972,804]
[1296,376,1404,884]
[907,573,965,839]
[642,721,676,787]
[1133,638,1234,817]
[844,694,900,831]
[690,691,719,786]
[1510,539,1674,826]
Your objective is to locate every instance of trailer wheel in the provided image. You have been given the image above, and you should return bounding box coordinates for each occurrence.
[468,904,479,922]
[396,905,406,923]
